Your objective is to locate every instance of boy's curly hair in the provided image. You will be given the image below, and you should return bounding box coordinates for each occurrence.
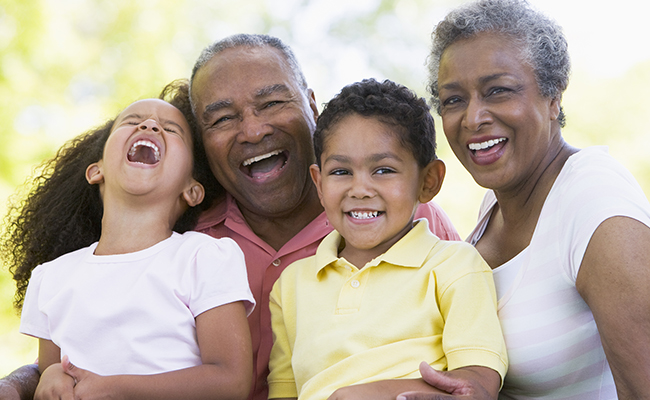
[1,79,223,310]
[313,78,437,169]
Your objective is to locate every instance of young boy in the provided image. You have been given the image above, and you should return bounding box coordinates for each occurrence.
[267,79,507,400]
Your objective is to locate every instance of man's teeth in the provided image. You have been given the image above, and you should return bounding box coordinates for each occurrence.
[468,138,506,151]
[243,150,282,167]
[349,211,379,219]
[128,140,160,162]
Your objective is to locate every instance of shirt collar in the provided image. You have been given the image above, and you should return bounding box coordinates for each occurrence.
[314,219,439,276]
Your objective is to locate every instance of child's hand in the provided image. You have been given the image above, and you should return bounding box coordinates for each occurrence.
[61,356,119,400]
[34,363,74,400]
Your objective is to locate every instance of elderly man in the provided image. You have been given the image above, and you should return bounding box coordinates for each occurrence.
[0,34,459,400]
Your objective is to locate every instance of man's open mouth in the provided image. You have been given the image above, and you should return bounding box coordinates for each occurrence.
[241,150,288,179]
[128,140,161,165]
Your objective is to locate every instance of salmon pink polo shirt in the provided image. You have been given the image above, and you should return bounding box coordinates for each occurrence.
[194,193,460,400]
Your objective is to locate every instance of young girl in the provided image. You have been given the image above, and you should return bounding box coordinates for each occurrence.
[2,81,255,400]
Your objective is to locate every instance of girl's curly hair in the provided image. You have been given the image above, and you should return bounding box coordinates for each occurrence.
[2,79,223,311]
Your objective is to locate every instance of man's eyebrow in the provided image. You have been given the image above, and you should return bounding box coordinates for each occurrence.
[256,84,291,98]
[202,99,233,120]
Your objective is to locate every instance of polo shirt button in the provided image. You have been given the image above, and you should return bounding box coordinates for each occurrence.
[350,280,360,288]
[272,259,281,267]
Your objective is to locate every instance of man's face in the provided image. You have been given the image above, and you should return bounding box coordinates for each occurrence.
[191,46,319,219]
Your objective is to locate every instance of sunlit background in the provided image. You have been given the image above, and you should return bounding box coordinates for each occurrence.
[1,0,649,377]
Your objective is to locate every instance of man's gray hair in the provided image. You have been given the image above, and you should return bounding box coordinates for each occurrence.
[189,34,308,114]
[427,0,570,126]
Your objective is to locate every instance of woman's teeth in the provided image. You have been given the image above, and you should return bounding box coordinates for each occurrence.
[468,137,506,151]
[349,211,379,219]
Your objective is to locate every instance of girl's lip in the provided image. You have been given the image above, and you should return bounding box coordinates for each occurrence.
[126,134,164,164]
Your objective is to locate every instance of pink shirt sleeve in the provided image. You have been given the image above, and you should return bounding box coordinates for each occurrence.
[414,200,461,241]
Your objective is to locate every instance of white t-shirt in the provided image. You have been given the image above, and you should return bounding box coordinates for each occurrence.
[468,146,650,399]
[20,231,255,376]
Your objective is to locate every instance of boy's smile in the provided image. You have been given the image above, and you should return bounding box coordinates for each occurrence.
[310,114,430,268]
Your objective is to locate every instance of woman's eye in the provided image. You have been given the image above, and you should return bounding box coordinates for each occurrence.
[488,87,509,96]
[442,96,461,107]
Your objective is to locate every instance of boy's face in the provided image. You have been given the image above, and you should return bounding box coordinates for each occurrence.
[310,114,432,266]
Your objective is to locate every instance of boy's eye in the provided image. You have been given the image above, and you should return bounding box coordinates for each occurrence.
[375,167,395,175]
[329,169,350,176]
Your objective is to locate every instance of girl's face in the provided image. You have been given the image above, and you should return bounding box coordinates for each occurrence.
[87,99,203,207]
[310,114,438,267]
[437,32,561,193]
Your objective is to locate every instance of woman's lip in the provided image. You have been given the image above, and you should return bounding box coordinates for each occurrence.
[468,139,507,166]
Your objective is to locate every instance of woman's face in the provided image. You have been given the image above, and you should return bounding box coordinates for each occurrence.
[437,32,561,192]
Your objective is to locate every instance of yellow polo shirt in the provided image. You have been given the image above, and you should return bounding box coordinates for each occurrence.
[268,220,507,400]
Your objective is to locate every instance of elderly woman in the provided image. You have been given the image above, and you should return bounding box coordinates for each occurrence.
[399,0,650,399]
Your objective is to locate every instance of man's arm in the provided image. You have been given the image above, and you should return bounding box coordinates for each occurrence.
[0,364,39,400]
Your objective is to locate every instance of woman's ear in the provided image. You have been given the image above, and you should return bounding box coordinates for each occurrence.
[182,181,205,207]
[418,159,446,204]
[85,162,104,185]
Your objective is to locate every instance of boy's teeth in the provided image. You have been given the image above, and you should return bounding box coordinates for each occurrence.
[243,150,282,167]
[468,137,506,151]
[349,211,379,219]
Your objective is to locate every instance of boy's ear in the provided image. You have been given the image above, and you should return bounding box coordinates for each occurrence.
[309,164,325,203]
[85,162,104,185]
[182,181,205,207]
[418,159,446,204]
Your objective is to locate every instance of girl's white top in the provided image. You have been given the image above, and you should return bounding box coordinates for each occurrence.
[21,231,255,375]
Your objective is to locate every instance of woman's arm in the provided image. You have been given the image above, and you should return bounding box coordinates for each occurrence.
[576,216,650,400]
[66,301,253,400]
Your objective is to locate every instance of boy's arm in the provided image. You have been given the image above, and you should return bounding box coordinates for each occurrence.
[64,301,252,400]
[268,279,299,400]
[0,364,40,400]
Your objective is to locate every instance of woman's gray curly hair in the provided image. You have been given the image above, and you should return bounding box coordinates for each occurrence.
[427,0,570,127]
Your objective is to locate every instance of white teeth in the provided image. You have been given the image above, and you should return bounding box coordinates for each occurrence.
[129,140,160,162]
[468,137,506,151]
[242,150,282,167]
[349,211,379,219]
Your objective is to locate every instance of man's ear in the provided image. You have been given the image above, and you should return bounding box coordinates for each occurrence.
[307,89,319,122]
[309,163,325,204]
[85,162,104,185]
[182,181,205,207]
[418,159,446,204]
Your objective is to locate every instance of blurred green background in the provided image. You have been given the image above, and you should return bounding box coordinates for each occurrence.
[1,0,649,377]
